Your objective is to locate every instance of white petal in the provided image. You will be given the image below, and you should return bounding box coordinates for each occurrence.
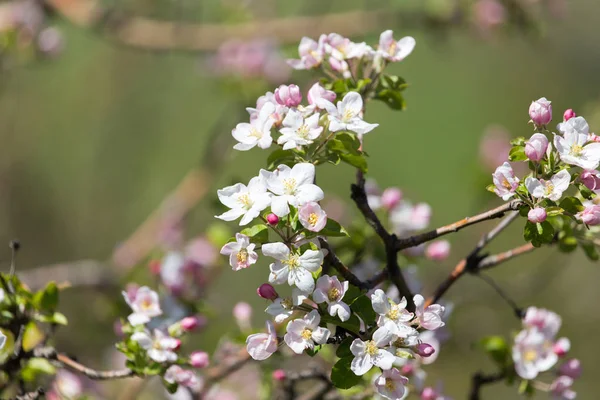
[351,354,373,376]
[371,289,391,315]
[374,349,395,370]
[292,268,316,293]
[271,196,291,217]
[262,242,290,260]
[298,250,324,272]
[312,327,331,344]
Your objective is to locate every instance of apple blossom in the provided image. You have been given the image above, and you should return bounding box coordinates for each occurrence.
[350,328,395,376]
[512,328,558,379]
[421,387,438,400]
[312,275,351,322]
[220,233,258,271]
[287,35,326,70]
[277,110,323,150]
[164,365,203,391]
[557,116,589,136]
[318,91,378,135]
[266,213,279,225]
[49,370,83,400]
[577,204,600,225]
[550,376,577,400]
[246,320,278,360]
[425,241,450,261]
[326,33,373,61]
[180,316,203,332]
[274,84,302,107]
[132,329,179,363]
[257,283,279,301]
[523,307,562,338]
[307,82,336,106]
[284,310,330,354]
[263,242,323,293]
[553,337,571,357]
[265,288,307,323]
[580,169,600,191]
[413,295,445,331]
[529,97,552,126]
[525,169,570,201]
[189,351,209,368]
[525,133,549,161]
[247,91,287,125]
[260,163,324,217]
[528,207,547,223]
[374,368,409,400]
[554,119,600,169]
[377,30,416,62]
[418,330,441,365]
[381,187,403,210]
[232,102,275,150]
[563,109,576,121]
[216,176,272,226]
[122,286,162,326]
[391,202,432,236]
[233,302,252,331]
[371,289,416,339]
[559,359,582,379]
[298,201,328,232]
[492,162,519,200]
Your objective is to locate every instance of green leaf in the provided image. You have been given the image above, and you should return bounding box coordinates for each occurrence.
[486,184,497,194]
[479,336,509,366]
[523,221,554,247]
[321,313,361,335]
[374,89,406,110]
[320,219,349,237]
[577,183,596,200]
[20,358,56,382]
[558,235,578,253]
[22,322,45,352]
[240,224,269,244]
[510,137,526,146]
[267,149,297,169]
[33,281,59,312]
[349,295,376,324]
[545,206,564,217]
[559,197,585,214]
[380,74,407,90]
[336,337,354,358]
[306,345,321,357]
[343,285,362,303]
[508,146,527,162]
[331,357,362,389]
[580,241,599,261]
[518,379,536,397]
[340,153,368,173]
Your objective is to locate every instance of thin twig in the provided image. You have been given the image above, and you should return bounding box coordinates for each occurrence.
[475,274,523,318]
[318,238,368,290]
[477,242,536,270]
[54,353,134,380]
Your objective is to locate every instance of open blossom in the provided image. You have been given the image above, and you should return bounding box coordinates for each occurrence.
[216,176,271,225]
[287,35,326,70]
[247,91,287,125]
[48,370,83,400]
[261,163,324,217]
[580,169,600,191]
[123,286,162,326]
[350,329,395,376]
[377,30,415,62]
[312,275,351,321]
[246,320,278,360]
[492,162,519,200]
[220,233,258,271]
[277,110,323,150]
[525,170,570,202]
[513,328,558,379]
[557,116,589,136]
[529,97,552,126]
[266,288,307,323]
[263,242,324,293]
[232,102,275,150]
[326,33,373,61]
[523,307,562,338]
[413,295,445,331]
[284,310,330,354]
[425,241,450,261]
[371,289,415,339]
[577,204,600,225]
[374,368,409,400]
[164,365,203,391]
[525,133,549,162]
[554,118,600,169]
[298,202,328,232]
[132,329,179,363]
[318,91,378,135]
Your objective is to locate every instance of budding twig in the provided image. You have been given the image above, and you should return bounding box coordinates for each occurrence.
[318,238,368,291]
[478,243,536,270]
[39,350,135,380]
[469,371,506,400]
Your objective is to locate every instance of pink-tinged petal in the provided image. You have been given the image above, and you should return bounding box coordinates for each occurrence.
[220,241,241,255]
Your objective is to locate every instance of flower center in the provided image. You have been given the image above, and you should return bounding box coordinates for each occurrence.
[387,305,400,321]
[365,340,378,356]
[236,249,248,265]
[388,41,397,55]
[523,349,538,362]
[301,328,313,340]
[544,182,555,196]
[385,378,396,391]
[249,127,263,139]
[342,109,356,122]
[501,177,512,189]
[237,193,253,209]
[308,213,319,226]
[283,254,300,270]
[281,298,293,309]
[297,124,310,139]
[283,178,297,195]
[327,287,340,302]
[393,337,406,348]
[140,298,154,310]
[570,144,583,156]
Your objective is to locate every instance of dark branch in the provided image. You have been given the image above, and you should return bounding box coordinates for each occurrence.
[469,371,505,400]
[319,238,369,290]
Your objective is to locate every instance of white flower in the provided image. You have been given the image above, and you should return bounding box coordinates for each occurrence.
[263,242,323,293]
[492,162,520,201]
[377,30,415,62]
[554,119,600,169]
[284,310,330,354]
[525,170,570,202]
[298,202,328,232]
[261,163,324,217]
[413,295,445,331]
[374,368,409,400]
[371,289,416,339]
[390,202,431,236]
[265,288,307,323]
[232,102,275,150]
[52,370,83,399]
[512,328,558,380]
[350,329,395,376]
[246,320,278,360]
[287,35,327,70]
[220,233,258,271]
[277,110,323,150]
[216,176,272,225]
[522,307,562,338]
[318,92,378,135]
[122,286,162,326]
[132,329,179,363]
[164,365,203,391]
[312,275,351,322]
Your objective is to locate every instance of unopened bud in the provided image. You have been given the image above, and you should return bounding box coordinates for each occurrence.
[181,316,202,332]
[266,213,279,225]
[559,359,582,379]
[529,97,552,126]
[189,351,210,368]
[421,387,438,400]
[416,343,435,358]
[257,283,279,300]
[563,109,576,121]
[381,187,402,210]
[528,207,547,224]
[274,84,302,107]
[272,369,286,381]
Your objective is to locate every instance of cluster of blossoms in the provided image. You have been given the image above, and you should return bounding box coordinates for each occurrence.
[512,307,580,399]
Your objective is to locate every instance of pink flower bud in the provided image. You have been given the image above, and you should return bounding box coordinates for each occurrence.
[233,302,252,330]
[266,213,279,225]
[181,316,201,332]
[559,359,582,379]
[553,337,570,357]
[415,343,436,358]
[189,351,210,368]
[274,84,302,107]
[589,133,600,143]
[580,170,600,191]
[307,82,336,105]
[256,283,278,300]
[529,97,552,126]
[578,204,600,226]
[381,187,402,210]
[272,369,286,381]
[421,387,438,400]
[173,339,182,351]
[528,207,547,224]
[400,363,414,376]
[525,133,549,162]
[563,109,576,121]
[425,241,451,261]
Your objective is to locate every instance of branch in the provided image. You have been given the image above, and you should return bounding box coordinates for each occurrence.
[478,243,536,270]
[318,238,368,290]
[475,273,523,318]
[469,371,505,400]
[36,349,135,380]
[395,200,523,251]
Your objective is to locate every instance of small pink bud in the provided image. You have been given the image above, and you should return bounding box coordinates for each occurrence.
[266,213,279,225]
[173,339,182,351]
[559,359,582,379]
[528,207,547,224]
[274,84,302,107]
[580,170,600,191]
[189,351,210,368]
[525,133,549,162]
[529,97,552,126]
[421,387,438,400]
[148,259,161,275]
[416,343,436,358]
[578,205,600,226]
[563,109,576,121]
[181,316,201,332]
[400,363,414,376]
[272,369,286,381]
[257,283,279,300]
[381,187,402,210]
[425,241,451,261]
[589,133,600,143]
[553,337,570,357]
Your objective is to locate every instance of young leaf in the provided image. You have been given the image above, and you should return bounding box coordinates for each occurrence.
[331,357,362,389]
[349,295,376,324]
[320,219,349,237]
[508,146,527,162]
[479,336,509,366]
[580,241,599,261]
[336,337,354,358]
[240,224,269,244]
[559,197,585,214]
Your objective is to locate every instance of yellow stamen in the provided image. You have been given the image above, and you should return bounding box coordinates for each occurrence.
[570,144,583,156]
[249,128,263,139]
[281,298,293,309]
[524,349,538,362]
[387,305,400,321]
[328,287,340,302]
[283,254,300,270]
[236,249,248,265]
[308,213,319,226]
[365,340,378,356]
[283,178,297,195]
[501,177,512,189]
[385,378,396,391]
[238,193,252,208]
[301,328,313,340]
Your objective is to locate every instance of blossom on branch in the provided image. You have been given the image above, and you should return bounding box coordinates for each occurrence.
[132,329,180,363]
[122,286,162,326]
[312,275,351,322]
[263,242,324,293]
[220,233,258,271]
[246,320,278,360]
[216,176,271,226]
[284,310,330,354]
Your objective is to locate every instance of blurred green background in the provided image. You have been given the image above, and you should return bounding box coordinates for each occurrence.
[2,0,600,398]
